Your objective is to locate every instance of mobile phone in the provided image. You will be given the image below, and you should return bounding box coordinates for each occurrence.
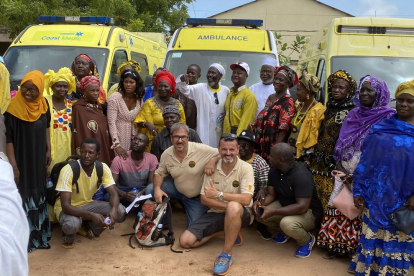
[256,206,264,217]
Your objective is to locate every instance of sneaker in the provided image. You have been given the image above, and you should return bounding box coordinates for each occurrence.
[256,223,272,240]
[295,233,315,258]
[233,231,243,247]
[272,233,290,244]
[213,252,234,276]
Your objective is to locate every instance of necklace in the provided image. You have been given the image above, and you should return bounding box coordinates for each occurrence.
[292,99,315,126]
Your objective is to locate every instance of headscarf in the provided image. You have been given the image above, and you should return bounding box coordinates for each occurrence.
[274,66,298,88]
[117,60,141,77]
[327,69,357,107]
[6,70,48,122]
[71,54,100,80]
[162,105,181,117]
[299,73,320,94]
[155,70,176,96]
[78,75,100,91]
[44,67,76,95]
[0,62,11,114]
[334,75,395,163]
[395,79,414,99]
[209,63,225,76]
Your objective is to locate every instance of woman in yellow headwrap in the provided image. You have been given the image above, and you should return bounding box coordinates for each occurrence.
[5,70,52,253]
[107,60,141,98]
[44,67,76,174]
[0,62,11,154]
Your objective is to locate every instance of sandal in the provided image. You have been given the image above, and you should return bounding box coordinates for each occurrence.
[77,226,100,241]
[323,252,335,260]
[62,236,74,249]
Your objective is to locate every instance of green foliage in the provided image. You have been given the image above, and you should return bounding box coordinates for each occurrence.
[274,32,306,66]
[0,0,193,38]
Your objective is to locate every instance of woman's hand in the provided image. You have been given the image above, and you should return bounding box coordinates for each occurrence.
[115,147,129,160]
[12,165,20,185]
[354,196,364,210]
[45,150,52,168]
[407,195,414,211]
[249,122,256,132]
[146,122,158,136]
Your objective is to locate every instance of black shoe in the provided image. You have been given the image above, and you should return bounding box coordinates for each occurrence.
[256,223,272,240]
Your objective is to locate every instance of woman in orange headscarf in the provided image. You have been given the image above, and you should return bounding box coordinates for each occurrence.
[134,70,186,151]
[5,70,52,253]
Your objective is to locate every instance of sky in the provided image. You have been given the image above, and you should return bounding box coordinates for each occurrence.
[186,0,414,18]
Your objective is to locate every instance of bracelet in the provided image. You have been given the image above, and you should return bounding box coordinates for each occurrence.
[143,122,147,128]
[114,144,121,149]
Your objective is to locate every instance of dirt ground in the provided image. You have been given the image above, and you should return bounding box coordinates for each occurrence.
[29,208,352,276]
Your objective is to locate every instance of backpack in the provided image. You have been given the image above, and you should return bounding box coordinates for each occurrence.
[46,155,104,206]
[125,197,182,253]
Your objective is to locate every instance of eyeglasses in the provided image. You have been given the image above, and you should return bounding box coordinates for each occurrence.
[260,69,273,75]
[220,133,238,141]
[21,86,39,94]
[172,135,189,141]
[213,93,219,105]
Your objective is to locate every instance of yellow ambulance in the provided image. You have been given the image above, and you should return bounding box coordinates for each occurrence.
[298,17,414,106]
[3,16,166,92]
[163,18,279,87]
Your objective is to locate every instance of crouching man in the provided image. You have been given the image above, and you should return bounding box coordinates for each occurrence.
[254,143,323,258]
[55,138,126,249]
[180,133,254,276]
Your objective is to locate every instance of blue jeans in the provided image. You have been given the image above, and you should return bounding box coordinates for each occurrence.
[102,186,144,207]
[145,176,208,227]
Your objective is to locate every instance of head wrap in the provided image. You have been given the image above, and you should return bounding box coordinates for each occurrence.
[262,57,278,67]
[44,67,76,95]
[334,75,395,163]
[0,62,10,114]
[117,60,141,77]
[274,66,298,88]
[395,80,414,99]
[6,70,48,122]
[326,69,357,107]
[78,75,100,91]
[299,73,320,94]
[209,63,225,76]
[71,54,100,80]
[155,70,176,96]
[162,105,181,117]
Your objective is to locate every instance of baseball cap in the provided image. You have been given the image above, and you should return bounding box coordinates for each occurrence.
[230,62,250,76]
[238,129,258,146]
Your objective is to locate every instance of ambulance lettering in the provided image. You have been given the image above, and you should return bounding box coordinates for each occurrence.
[197,35,248,41]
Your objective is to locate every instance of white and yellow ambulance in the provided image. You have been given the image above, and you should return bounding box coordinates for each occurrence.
[3,16,167,92]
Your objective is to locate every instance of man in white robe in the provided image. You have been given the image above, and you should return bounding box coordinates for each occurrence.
[249,57,278,117]
[176,63,229,147]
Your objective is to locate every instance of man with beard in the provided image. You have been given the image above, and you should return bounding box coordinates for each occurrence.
[179,133,254,275]
[249,57,278,117]
[223,62,258,135]
[151,105,201,161]
[107,133,158,206]
[173,64,199,130]
[176,63,229,147]
[146,123,219,226]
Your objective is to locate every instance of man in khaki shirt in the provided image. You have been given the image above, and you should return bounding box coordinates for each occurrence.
[179,133,254,276]
[145,123,219,227]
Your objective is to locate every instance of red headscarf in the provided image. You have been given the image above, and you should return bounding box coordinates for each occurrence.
[274,66,299,88]
[78,75,100,91]
[155,70,176,96]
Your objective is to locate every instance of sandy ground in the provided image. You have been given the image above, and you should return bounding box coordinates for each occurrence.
[29,208,352,276]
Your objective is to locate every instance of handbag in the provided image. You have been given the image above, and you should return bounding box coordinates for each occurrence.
[331,171,362,220]
[389,204,414,234]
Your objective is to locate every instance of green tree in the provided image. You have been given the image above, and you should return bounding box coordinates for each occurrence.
[274,32,306,66]
[0,0,193,39]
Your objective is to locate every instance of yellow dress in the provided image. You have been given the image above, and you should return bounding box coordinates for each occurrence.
[134,97,186,151]
[45,95,73,174]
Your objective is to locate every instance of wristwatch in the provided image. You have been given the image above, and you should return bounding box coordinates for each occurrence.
[218,192,224,201]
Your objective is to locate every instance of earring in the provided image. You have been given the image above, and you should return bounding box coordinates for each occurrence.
[306,94,310,100]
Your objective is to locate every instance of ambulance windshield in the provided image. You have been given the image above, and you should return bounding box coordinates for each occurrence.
[4,46,108,89]
[331,56,414,106]
[164,50,277,88]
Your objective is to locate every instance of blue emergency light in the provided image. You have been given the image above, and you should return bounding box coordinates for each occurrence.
[186,18,263,28]
[38,16,115,26]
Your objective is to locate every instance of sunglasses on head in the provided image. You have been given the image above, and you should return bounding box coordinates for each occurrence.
[220,133,238,140]
[213,93,219,105]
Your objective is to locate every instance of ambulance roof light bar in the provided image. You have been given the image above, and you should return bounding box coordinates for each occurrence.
[38,16,115,26]
[186,18,263,28]
[337,25,414,35]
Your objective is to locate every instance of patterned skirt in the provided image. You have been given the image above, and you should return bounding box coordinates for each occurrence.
[317,206,362,255]
[349,209,414,275]
[313,174,334,212]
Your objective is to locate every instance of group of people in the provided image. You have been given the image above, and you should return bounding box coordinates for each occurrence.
[0,53,414,276]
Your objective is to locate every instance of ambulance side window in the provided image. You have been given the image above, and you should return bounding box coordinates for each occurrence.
[316,59,326,104]
[109,50,128,88]
[131,52,149,82]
